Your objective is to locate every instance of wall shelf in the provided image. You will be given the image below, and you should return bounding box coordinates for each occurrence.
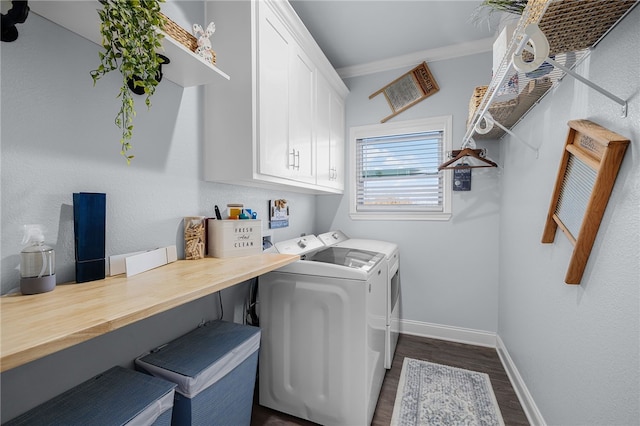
[30,1,230,87]
[465,0,637,143]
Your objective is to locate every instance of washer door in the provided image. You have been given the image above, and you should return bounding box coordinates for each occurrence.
[306,247,384,273]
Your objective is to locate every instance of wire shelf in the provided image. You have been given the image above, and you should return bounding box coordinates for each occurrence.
[465,0,638,143]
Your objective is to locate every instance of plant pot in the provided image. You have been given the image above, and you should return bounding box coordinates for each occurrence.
[127,54,171,95]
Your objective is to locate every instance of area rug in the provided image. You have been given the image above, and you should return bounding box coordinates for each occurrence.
[390,358,505,426]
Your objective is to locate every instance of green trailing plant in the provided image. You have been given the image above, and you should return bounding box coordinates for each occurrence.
[480,0,527,15]
[90,0,167,164]
[470,0,527,28]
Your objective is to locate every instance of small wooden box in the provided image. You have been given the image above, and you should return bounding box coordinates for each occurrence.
[208,220,262,258]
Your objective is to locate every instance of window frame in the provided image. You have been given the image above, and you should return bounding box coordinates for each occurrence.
[349,115,452,221]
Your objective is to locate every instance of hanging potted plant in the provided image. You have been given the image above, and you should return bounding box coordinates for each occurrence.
[90,0,168,164]
[479,0,527,15]
[470,0,527,28]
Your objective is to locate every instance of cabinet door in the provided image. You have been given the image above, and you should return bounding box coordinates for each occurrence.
[288,45,315,183]
[257,3,290,178]
[316,72,345,191]
[329,93,345,191]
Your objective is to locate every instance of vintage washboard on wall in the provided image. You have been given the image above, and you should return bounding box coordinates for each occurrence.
[370,62,439,123]
[542,120,629,284]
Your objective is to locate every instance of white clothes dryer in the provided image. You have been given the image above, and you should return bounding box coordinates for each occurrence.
[259,235,386,426]
[318,230,400,369]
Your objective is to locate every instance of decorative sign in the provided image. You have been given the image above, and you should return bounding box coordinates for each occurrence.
[541,120,629,284]
[370,62,439,123]
[269,199,289,229]
[453,164,472,191]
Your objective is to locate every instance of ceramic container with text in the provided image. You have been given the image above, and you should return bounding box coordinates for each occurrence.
[208,220,262,258]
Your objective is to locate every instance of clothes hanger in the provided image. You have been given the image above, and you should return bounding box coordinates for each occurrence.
[437,148,498,170]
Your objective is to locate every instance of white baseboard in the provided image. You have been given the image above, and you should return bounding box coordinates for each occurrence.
[397,319,544,425]
[398,319,497,347]
[496,335,546,426]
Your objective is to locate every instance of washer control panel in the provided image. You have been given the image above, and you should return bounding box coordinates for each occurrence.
[317,230,349,246]
[274,235,325,256]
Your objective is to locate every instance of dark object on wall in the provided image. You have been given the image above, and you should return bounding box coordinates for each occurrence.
[541,120,629,285]
[1,1,29,42]
[127,54,171,95]
[73,192,107,283]
[453,164,472,191]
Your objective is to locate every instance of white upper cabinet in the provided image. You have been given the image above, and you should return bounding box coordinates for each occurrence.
[316,71,345,191]
[204,0,348,194]
[287,44,315,184]
[257,5,292,179]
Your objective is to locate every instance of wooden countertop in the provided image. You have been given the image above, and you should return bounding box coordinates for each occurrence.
[0,253,298,372]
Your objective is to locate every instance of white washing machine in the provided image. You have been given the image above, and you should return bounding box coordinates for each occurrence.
[318,230,400,369]
[259,235,387,426]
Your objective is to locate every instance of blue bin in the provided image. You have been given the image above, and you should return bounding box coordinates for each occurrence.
[5,366,177,426]
[135,320,261,426]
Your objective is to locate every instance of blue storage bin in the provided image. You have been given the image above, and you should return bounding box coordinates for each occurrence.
[135,320,261,426]
[5,366,177,426]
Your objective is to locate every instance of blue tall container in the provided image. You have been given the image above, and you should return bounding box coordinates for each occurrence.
[5,366,177,426]
[135,320,261,426]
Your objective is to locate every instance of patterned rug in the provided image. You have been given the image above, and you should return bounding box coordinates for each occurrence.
[391,358,505,426]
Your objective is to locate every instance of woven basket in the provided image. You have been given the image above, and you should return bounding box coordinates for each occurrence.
[467,85,522,139]
[524,0,636,55]
[161,13,216,65]
[467,86,488,128]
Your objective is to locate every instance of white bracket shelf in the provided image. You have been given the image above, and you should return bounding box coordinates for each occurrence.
[30,1,230,87]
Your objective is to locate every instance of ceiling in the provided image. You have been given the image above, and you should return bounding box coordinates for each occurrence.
[289,0,501,78]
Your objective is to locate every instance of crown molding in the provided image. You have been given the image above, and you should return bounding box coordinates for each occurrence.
[337,36,495,79]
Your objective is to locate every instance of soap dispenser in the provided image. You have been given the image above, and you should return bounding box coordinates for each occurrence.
[20,224,56,295]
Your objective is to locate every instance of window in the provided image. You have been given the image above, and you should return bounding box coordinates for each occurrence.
[350,116,452,221]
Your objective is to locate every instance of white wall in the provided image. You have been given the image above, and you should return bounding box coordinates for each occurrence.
[0,4,316,421]
[316,52,502,336]
[497,7,639,425]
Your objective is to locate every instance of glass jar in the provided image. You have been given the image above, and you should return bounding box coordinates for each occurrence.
[184,216,206,260]
[20,241,56,294]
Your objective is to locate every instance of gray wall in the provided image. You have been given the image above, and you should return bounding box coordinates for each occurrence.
[0,4,316,421]
[497,6,639,425]
[317,52,502,334]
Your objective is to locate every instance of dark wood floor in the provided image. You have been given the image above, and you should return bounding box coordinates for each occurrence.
[251,333,529,425]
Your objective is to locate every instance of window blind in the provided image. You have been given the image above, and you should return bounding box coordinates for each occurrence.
[355,131,444,212]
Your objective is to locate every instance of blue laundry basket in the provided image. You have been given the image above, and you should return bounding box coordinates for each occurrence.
[5,366,177,426]
[135,320,261,426]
